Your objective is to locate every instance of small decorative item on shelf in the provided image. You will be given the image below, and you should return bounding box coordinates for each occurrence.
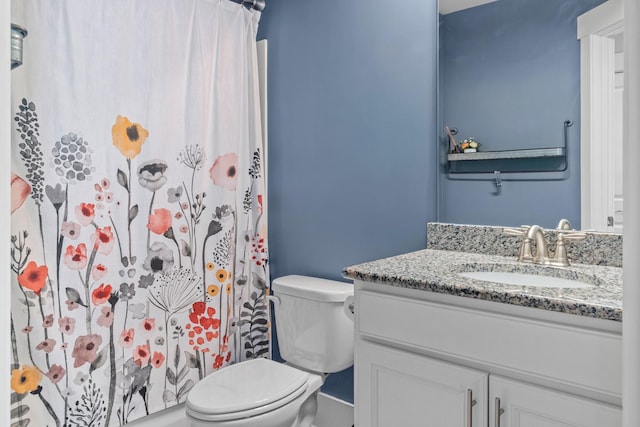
[461,137,479,153]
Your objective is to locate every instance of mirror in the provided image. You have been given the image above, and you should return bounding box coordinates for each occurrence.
[437,0,621,232]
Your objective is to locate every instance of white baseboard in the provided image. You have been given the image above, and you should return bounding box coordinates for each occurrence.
[123,392,353,427]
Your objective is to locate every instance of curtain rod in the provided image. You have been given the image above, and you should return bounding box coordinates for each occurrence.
[228,0,265,11]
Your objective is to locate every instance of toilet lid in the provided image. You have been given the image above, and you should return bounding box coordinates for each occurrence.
[186,358,309,417]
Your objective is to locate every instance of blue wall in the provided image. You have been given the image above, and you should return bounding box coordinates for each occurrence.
[439,0,605,228]
[258,0,439,403]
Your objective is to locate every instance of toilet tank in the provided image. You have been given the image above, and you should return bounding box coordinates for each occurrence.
[272,275,354,373]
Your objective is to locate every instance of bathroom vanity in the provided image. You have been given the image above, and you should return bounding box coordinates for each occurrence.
[344,223,623,427]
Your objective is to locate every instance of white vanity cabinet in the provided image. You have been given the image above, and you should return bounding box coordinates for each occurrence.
[358,340,488,427]
[489,376,621,427]
[354,283,622,427]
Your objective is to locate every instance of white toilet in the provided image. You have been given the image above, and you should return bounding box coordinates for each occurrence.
[186,275,355,427]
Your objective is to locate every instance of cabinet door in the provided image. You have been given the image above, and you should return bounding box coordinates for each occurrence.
[357,340,488,427]
[489,376,621,427]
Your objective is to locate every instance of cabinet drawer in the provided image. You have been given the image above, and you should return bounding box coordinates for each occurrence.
[357,290,621,401]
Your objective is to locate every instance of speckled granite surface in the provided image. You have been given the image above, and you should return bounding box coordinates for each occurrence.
[427,223,623,267]
[343,223,623,321]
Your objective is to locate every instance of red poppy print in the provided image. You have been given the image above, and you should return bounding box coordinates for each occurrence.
[186,303,220,352]
[133,344,151,367]
[91,283,112,305]
[119,328,134,348]
[63,244,88,271]
[11,173,31,214]
[141,318,155,333]
[147,208,172,235]
[46,364,66,384]
[36,338,56,353]
[209,152,238,191]
[72,334,103,368]
[91,226,115,255]
[58,317,76,335]
[74,203,96,226]
[97,306,114,328]
[151,351,165,368]
[17,261,48,296]
[91,264,107,281]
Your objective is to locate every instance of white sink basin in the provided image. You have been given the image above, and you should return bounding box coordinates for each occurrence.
[459,271,593,289]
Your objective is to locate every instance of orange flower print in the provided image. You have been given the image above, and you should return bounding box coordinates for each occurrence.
[209,152,238,191]
[17,261,48,296]
[10,173,30,214]
[119,328,135,348]
[112,115,149,159]
[91,283,112,305]
[225,282,232,295]
[11,365,42,394]
[133,344,151,367]
[91,226,115,255]
[207,284,220,297]
[64,243,88,270]
[151,351,165,368]
[147,208,172,235]
[215,269,228,283]
[75,202,95,226]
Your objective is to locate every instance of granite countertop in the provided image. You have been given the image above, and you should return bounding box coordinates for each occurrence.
[343,249,623,322]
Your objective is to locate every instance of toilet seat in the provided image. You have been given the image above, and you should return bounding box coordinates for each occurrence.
[186,358,310,422]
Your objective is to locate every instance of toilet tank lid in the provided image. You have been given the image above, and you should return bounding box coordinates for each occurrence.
[272,275,353,302]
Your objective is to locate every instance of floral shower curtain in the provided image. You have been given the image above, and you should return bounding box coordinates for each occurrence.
[9,1,269,426]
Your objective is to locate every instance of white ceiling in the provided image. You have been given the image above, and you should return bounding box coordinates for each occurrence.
[439,0,499,15]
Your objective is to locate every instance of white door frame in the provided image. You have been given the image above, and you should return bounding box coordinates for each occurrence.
[578,0,623,231]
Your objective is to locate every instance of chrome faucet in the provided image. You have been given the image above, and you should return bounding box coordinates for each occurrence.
[557,218,572,230]
[526,225,549,264]
[504,225,586,267]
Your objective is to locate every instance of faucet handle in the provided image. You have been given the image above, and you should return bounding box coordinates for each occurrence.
[504,227,527,236]
[557,219,572,230]
[504,227,533,262]
[559,231,587,242]
[550,232,587,267]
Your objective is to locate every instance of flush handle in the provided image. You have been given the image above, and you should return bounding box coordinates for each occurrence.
[266,294,280,307]
[344,295,355,321]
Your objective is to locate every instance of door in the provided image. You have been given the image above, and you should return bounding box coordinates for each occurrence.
[356,340,488,427]
[489,376,621,427]
[612,51,624,232]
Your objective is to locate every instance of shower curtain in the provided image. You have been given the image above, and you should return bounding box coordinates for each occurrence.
[9,1,270,426]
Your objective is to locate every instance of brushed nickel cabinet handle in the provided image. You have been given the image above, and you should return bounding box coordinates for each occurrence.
[467,389,477,427]
[495,397,505,427]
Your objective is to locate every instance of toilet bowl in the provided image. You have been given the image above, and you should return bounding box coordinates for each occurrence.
[186,358,324,427]
[186,275,354,427]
